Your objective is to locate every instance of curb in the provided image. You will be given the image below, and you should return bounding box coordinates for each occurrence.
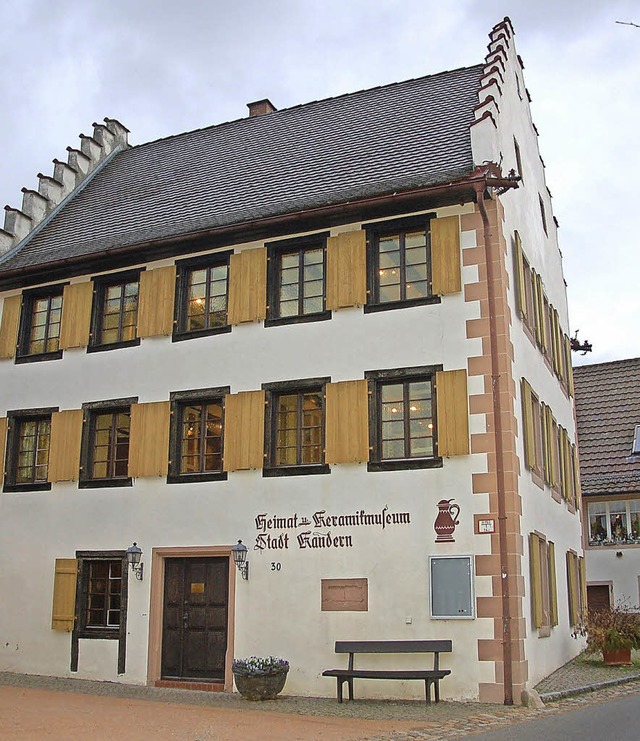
[539,673,640,703]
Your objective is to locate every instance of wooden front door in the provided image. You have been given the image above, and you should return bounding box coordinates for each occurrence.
[161,557,229,681]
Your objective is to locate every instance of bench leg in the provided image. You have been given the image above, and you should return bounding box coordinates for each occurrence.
[337,678,343,703]
[347,677,354,701]
[424,679,431,704]
[434,679,440,703]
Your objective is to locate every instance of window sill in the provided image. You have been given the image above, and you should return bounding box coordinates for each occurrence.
[172,324,232,343]
[364,296,441,314]
[3,482,52,493]
[15,350,63,365]
[367,458,443,472]
[167,471,228,484]
[265,310,331,328]
[76,627,120,640]
[263,464,331,478]
[79,477,133,489]
[87,338,141,354]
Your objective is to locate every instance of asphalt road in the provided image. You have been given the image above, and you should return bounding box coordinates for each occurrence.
[461,690,640,741]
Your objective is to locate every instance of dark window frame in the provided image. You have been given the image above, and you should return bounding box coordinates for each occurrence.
[366,365,443,472]
[168,387,230,484]
[3,407,58,492]
[79,397,137,489]
[15,284,66,364]
[538,194,548,236]
[263,377,330,477]
[513,137,524,185]
[173,251,232,343]
[265,233,331,327]
[365,214,440,314]
[88,269,142,353]
[72,550,128,674]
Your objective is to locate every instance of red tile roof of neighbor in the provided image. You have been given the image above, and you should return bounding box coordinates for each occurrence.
[574,358,640,496]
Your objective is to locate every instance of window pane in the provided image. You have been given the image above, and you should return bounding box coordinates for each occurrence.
[382,439,405,459]
[379,285,401,303]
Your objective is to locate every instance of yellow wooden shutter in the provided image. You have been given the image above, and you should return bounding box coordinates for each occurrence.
[228,248,267,324]
[572,445,581,509]
[0,294,22,359]
[529,533,543,629]
[579,556,587,621]
[436,369,469,456]
[0,417,7,488]
[325,380,369,464]
[59,282,94,349]
[326,231,367,309]
[513,231,527,320]
[566,551,579,626]
[548,541,558,626]
[52,558,77,631]
[48,409,84,482]
[521,378,535,470]
[137,266,176,338]
[223,390,265,471]
[128,401,171,478]
[431,215,461,295]
[564,335,574,396]
[533,273,546,349]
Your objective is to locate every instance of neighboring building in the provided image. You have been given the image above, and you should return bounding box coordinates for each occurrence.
[574,358,640,611]
[0,18,584,704]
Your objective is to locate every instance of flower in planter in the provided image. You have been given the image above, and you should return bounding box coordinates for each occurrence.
[232,656,290,677]
[572,601,640,656]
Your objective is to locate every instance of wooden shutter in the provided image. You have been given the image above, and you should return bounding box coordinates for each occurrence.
[228,248,267,324]
[0,294,22,359]
[223,390,265,471]
[59,282,94,349]
[579,556,587,621]
[128,401,171,478]
[0,417,7,488]
[548,541,558,627]
[48,409,83,482]
[431,215,461,295]
[566,551,579,626]
[564,335,574,396]
[533,273,546,349]
[436,369,469,456]
[513,232,527,320]
[572,445,581,508]
[325,380,369,464]
[529,533,543,629]
[521,378,535,470]
[326,231,367,309]
[137,266,176,338]
[52,558,78,631]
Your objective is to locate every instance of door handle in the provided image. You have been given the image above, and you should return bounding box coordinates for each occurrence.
[183,611,189,629]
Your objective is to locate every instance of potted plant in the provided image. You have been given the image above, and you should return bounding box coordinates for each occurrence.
[572,602,640,665]
[232,656,290,700]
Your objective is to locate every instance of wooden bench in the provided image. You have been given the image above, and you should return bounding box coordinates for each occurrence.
[322,640,452,704]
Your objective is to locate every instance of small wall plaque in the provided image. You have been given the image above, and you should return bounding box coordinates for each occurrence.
[474,515,496,534]
[191,582,205,594]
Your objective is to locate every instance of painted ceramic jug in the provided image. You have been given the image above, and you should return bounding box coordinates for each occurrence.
[434,499,460,542]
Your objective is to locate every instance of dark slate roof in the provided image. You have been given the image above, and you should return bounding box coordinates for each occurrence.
[574,358,640,496]
[0,64,483,274]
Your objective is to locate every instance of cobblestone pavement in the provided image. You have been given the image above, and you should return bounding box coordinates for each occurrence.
[2,653,640,740]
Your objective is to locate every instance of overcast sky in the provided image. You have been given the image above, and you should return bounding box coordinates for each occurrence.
[1,0,638,366]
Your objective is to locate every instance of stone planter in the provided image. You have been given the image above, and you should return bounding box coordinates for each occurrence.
[602,647,632,666]
[233,669,289,700]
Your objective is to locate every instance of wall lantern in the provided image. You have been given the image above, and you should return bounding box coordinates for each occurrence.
[232,540,249,580]
[126,542,144,581]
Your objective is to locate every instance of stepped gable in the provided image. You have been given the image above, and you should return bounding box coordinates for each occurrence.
[0,63,484,276]
[0,119,129,257]
[574,357,640,496]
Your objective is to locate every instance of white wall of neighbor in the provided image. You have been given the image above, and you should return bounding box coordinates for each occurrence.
[586,546,640,608]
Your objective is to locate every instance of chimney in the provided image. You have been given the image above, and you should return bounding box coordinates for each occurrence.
[247,99,277,117]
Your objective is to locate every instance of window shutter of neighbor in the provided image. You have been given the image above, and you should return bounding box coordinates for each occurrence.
[521,379,536,470]
[325,380,369,464]
[52,558,78,631]
[548,541,558,626]
[48,410,84,482]
[529,533,543,629]
[326,231,367,309]
[0,294,22,359]
[137,266,177,338]
[513,232,527,320]
[223,390,265,471]
[436,369,469,456]
[128,401,171,478]
[0,417,7,488]
[431,215,461,295]
[228,248,267,325]
[59,282,94,349]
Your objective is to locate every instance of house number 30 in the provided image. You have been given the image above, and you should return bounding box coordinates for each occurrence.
[271,562,282,571]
